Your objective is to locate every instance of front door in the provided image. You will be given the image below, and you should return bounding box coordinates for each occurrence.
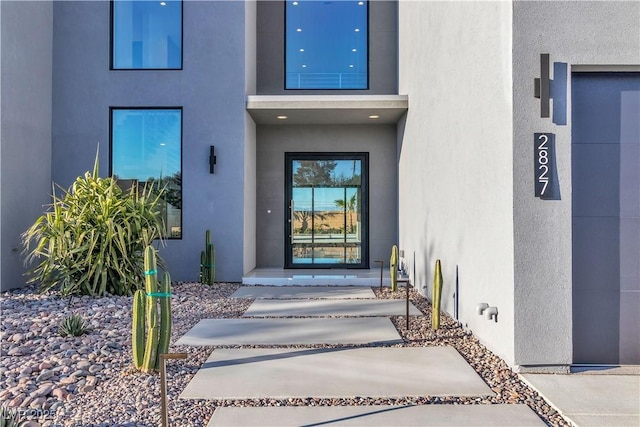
[285,153,369,268]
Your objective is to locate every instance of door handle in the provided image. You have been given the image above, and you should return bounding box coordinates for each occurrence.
[289,200,294,244]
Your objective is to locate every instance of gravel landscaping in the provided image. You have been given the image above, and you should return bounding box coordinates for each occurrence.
[1,283,570,426]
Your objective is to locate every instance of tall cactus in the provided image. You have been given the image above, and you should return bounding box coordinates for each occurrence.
[432,259,443,330]
[132,245,172,373]
[390,245,399,291]
[200,229,215,285]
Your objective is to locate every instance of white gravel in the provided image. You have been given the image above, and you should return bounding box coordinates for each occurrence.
[0,283,569,426]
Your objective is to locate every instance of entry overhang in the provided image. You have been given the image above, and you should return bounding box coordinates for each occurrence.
[246,94,408,125]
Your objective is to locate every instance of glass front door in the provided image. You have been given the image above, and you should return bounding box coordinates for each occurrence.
[285,153,368,268]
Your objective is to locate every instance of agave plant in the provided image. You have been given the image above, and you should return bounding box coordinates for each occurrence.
[22,151,166,296]
[0,404,23,427]
[59,314,89,337]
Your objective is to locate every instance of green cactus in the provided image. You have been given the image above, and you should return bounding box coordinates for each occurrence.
[131,245,172,373]
[200,229,215,285]
[432,259,443,330]
[132,289,145,369]
[390,245,398,291]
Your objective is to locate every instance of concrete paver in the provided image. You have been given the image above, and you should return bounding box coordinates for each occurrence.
[521,373,640,427]
[231,285,376,299]
[174,318,402,346]
[243,298,422,317]
[180,346,493,400]
[208,404,546,426]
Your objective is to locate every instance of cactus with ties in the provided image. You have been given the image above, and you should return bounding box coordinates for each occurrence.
[132,245,172,373]
[432,259,443,330]
[390,245,399,291]
[200,229,215,286]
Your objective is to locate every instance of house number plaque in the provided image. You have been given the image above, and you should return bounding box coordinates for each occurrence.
[534,133,555,199]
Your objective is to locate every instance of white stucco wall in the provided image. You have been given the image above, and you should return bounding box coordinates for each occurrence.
[398,1,515,364]
[512,0,640,367]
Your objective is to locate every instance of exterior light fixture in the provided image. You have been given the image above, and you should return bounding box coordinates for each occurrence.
[277,115,288,120]
[209,146,217,174]
[369,115,380,119]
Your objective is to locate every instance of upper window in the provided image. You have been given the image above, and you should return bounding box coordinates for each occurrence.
[111,0,182,70]
[111,108,182,238]
[285,0,368,90]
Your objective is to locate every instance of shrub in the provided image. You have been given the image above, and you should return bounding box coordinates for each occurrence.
[22,153,166,296]
[59,313,89,337]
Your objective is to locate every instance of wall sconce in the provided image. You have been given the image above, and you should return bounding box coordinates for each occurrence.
[534,53,551,118]
[209,146,217,174]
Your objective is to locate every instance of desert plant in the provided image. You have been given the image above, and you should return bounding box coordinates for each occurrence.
[432,259,443,330]
[390,245,399,291]
[59,313,89,337]
[0,403,23,427]
[132,246,172,373]
[199,230,215,286]
[21,151,166,297]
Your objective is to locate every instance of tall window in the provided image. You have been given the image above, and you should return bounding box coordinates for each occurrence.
[286,0,368,89]
[111,0,182,69]
[111,108,182,238]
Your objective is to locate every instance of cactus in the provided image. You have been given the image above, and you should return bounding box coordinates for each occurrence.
[432,259,443,330]
[200,229,215,285]
[131,245,172,372]
[390,245,399,291]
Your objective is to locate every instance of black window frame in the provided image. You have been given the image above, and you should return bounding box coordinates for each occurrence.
[284,0,370,91]
[109,106,184,240]
[110,0,184,71]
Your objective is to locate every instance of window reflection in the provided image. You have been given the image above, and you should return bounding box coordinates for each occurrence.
[286,0,368,89]
[111,109,182,238]
[112,0,182,69]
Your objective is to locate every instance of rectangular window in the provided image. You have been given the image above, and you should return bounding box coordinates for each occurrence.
[111,0,182,69]
[111,108,182,239]
[286,0,368,89]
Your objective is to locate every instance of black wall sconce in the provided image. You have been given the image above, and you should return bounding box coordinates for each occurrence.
[209,146,217,174]
[534,53,551,118]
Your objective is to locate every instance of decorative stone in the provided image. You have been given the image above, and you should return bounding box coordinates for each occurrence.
[36,370,54,382]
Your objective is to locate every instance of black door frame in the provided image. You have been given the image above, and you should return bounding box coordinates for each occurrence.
[284,152,369,269]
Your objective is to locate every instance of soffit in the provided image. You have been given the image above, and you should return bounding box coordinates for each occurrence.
[246,95,408,125]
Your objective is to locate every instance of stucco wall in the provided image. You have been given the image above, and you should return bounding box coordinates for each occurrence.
[398,1,515,364]
[257,0,398,95]
[0,1,53,291]
[512,0,640,367]
[256,124,397,268]
[51,1,250,282]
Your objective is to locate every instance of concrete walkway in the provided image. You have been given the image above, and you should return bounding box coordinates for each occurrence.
[176,286,547,426]
[521,372,640,427]
[175,318,402,346]
[208,404,545,426]
[243,298,422,317]
[231,285,376,299]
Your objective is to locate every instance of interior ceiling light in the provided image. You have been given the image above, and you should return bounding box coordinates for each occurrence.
[277,115,288,120]
[358,1,364,5]
[352,48,357,52]
[302,64,307,68]
[355,28,360,32]
[292,1,298,5]
[160,1,166,5]
[349,64,354,68]
[299,48,305,52]
[296,28,302,32]
[369,115,380,119]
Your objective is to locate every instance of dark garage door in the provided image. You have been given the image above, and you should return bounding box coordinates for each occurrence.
[572,72,640,365]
